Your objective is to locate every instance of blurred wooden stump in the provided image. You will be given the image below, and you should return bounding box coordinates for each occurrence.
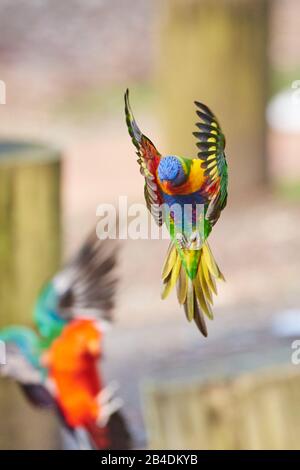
[0,382,60,449]
[0,141,61,326]
[0,140,61,449]
[157,0,269,196]
[143,367,300,449]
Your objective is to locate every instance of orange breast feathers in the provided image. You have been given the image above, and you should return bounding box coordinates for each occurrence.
[45,319,103,428]
[157,159,206,195]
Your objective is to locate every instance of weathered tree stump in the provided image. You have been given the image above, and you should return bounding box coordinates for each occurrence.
[143,367,300,450]
[0,140,61,449]
[157,0,269,196]
[0,141,61,326]
[0,382,60,449]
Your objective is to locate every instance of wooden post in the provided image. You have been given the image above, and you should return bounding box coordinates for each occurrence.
[0,140,61,449]
[157,0,269,196]
[0,141,61,326]
[0,383,60,449]
[143,367,300,450]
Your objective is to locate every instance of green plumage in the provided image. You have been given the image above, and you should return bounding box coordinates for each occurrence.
[125,90,228,336]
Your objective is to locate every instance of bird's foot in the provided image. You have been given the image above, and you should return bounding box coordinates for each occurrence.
[188,231,202,250]
[175,232,188,249]
[97,381,123,427]
[97,380,119,403]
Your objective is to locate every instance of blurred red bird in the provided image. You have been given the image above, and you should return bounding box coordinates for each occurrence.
[0,231,132,450]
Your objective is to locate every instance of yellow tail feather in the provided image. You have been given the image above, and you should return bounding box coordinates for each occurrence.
[161,243,177,281]
[161,249,181,300]
[161,240,225,336]
[176,265,188,305]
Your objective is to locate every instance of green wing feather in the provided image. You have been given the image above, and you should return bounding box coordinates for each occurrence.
[193,101,228,226]
[124,89,163,225]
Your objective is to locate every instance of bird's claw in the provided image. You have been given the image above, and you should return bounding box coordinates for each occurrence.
[188,231,202,250]
[97,397,124,427]
[175,231,202,250]
[175,232,188,249]
[97,381,123,427]
[97,380,119,404]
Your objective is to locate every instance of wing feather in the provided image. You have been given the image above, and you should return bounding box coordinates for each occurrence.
[193,101,228,226]
[125,89,163,225]
[53,231,118,321]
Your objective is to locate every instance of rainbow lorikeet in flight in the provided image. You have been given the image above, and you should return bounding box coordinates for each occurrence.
[125,89,228,337]
[0,232,132,450]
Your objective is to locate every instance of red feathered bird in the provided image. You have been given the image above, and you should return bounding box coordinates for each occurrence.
[0,231,132,450]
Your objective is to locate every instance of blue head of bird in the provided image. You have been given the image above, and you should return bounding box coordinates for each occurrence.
[158,155,187,187]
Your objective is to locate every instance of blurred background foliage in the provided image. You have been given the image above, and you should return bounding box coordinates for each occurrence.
[0,0,299,449]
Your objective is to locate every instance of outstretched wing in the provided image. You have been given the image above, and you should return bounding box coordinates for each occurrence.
[1,344,55,408]
[54,231,118,322]
[193,102,228,226]
[0,342,42,384]
[34,231,118,335]
[124,89,163,225]
[0,334,55,407]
